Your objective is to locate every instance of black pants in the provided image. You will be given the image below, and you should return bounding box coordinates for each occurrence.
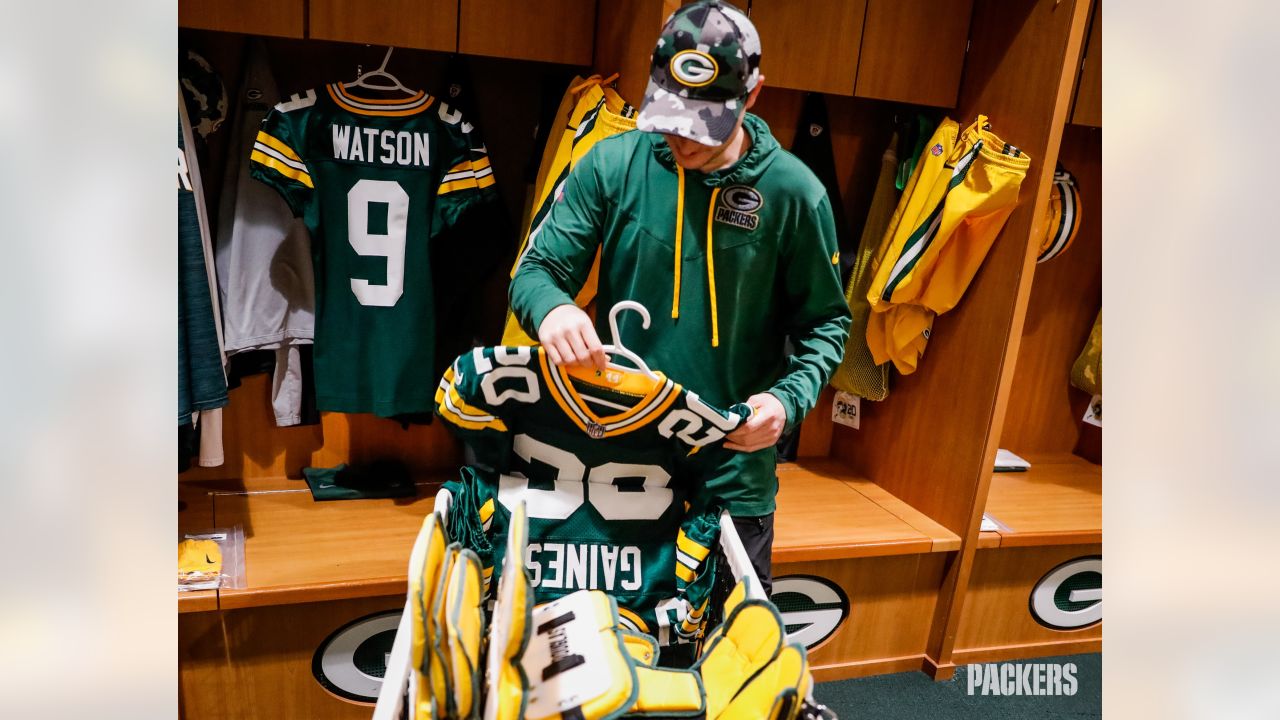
[731,513,775,597]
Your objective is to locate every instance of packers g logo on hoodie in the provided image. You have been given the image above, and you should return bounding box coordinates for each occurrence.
[715,185,763,231]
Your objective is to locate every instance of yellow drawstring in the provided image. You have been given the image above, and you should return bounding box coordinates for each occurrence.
[673,166,685,319]
[706,188,720,347]
[670,167,722,347]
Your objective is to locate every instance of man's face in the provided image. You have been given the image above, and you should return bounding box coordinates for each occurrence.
[659,85,759,172]
[663,132,733,171]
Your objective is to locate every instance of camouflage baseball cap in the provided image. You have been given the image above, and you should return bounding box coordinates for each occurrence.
[636,0,762,146]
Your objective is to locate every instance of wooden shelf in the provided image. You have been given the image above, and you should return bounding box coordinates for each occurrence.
[183,459,960,611]
[212,478,443,609]
[981,453,1101,548]
[775,460,961,562]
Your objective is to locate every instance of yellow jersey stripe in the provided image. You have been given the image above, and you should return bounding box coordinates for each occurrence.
[617,607,650,634]
[437,404,508,432]
[549,352,679,436]
[255,131,303,162]
[675,563,697,583]
[336,84,427,105]
[447,385,494,422]
[476,173,497,189]
[434,383,508,432]
[326,84,436,117]
[539,351,592,436]
[438,177,480,195]
[250,150,314,188]
[603,384,679,437]
[676,530,711,562]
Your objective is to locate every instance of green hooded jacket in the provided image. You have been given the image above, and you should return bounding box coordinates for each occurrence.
[510,113,850,515]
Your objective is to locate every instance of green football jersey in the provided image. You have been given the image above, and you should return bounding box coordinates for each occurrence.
[250,83,496,416]
[436,345,751,645]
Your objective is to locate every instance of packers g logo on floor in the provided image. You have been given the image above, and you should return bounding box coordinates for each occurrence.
[670,50,718,87]
[770,575,850,650]
[312,610,401,704]
[1029,557,1102,631]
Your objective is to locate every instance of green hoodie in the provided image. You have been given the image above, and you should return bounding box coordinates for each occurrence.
[510,113,850,515]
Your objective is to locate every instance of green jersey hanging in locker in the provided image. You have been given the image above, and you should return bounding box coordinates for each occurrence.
[251,83,497,416]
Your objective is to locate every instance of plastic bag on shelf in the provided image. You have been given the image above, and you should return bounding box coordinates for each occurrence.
[178,525,245,591]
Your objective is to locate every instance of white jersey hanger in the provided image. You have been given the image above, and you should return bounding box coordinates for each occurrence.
[344,46,418,97]
[602,301,661,381]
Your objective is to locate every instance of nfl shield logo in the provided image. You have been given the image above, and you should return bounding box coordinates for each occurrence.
[930,144,944,156]
[587,422,606,439]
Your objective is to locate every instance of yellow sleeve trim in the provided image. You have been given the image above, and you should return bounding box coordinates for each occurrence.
[250,150,314,188]
[434,384,509,432]
[675,563,697,583]
[676,530,711,562]
[438,177,478,195]
[437,404,508,432]
[439,175,497,195]
[444,155,491,175]
[255,131,303,162]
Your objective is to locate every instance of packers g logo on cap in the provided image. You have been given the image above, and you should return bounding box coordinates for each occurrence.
[670,49,719,87]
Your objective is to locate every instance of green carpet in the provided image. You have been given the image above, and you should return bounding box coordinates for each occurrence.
[814,653,1100,719]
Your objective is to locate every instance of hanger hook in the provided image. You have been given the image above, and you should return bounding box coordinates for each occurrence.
[601,301,659,380]
[609,300,650,344]
[377,46,395,73]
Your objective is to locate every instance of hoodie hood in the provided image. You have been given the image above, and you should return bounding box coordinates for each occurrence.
[649,113,780,187]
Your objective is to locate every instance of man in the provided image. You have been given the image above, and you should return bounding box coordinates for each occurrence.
[508,0,850,594]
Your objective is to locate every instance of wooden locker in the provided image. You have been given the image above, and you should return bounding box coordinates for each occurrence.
[1071,0,1102,126]
[460,0,597,65]
[309,0,458,52]
[748,0,867,95]
[178,0,304,38]
[854,0,973,108]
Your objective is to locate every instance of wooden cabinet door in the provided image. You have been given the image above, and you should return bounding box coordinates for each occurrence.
[310,0,458,52]
[178,0,304,38]
[854,0,972,108]
[460,0,597,65]
[749,0,866,95]
[1071,0,1101,126]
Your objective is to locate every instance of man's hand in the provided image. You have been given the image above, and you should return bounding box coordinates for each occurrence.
[538,304,607,371]
[724,392,788,452]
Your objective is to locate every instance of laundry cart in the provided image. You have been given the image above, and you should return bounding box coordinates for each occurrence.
[372,488,768,719]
